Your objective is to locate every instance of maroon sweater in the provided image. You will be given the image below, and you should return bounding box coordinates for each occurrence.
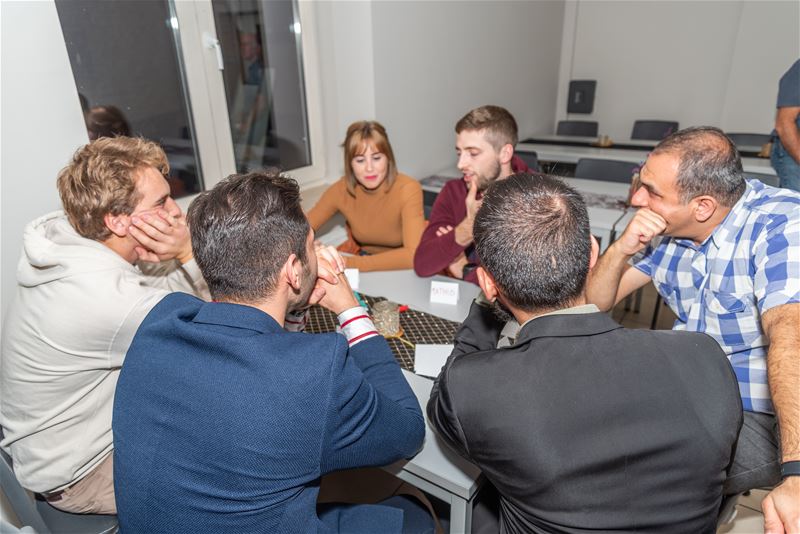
[413,156,530,284]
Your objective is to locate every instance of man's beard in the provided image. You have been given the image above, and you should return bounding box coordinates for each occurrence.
[489,297,514,323]
[476,159,502,192]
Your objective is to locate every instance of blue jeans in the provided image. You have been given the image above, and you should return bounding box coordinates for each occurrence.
[771,139,800,192]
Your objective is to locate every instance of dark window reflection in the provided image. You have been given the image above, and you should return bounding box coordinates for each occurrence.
[212,0,311,173]
[56,0,203,198]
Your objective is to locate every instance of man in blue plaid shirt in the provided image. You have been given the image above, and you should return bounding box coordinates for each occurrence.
[587,127,799,531]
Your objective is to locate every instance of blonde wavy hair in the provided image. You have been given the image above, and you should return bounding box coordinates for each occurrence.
[57,136,169,241]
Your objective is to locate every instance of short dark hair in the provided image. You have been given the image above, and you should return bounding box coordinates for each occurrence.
[187,170,309,302]
[474,173,591,311]
[651,126,745,207]
[455,105,518,151]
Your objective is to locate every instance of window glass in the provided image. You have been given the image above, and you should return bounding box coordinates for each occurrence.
[211,0,311,172]
[55,0,203,198]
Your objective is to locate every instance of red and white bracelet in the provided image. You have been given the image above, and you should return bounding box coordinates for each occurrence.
[337,306,379,346]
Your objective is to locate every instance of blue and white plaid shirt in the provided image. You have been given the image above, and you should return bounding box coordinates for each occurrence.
[633,180,800,414]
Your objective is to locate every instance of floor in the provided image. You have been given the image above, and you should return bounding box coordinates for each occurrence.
[613,285,766,534]
[716,490,769,534]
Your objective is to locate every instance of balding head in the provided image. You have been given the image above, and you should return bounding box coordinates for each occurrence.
[474,174,591,312]
[651,126,745,207]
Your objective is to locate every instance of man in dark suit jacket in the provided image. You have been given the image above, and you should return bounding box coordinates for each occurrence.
[113,171,428,533]
[427,174,743,533]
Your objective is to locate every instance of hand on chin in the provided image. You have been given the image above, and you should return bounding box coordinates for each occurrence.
[133,244,160,264]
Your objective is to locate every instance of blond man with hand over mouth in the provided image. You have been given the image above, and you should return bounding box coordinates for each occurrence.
[1,137,208,514]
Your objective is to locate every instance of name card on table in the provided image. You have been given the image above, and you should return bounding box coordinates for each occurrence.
[430,280,459,305]
[414,344,454,378]
[344,268,359,290]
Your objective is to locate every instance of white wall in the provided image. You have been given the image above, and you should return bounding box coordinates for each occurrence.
[556,0,800,140]
[719,1,800,132]
[371,1,565,178]
[313,1,378,181]
[0,1,89,320]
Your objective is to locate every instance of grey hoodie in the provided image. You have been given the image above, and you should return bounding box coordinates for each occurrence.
[0,211,206,492]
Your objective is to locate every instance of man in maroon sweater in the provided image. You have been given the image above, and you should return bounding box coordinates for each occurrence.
[413,105,531,284]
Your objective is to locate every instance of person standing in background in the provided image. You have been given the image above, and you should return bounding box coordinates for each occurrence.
[771,59,800,192]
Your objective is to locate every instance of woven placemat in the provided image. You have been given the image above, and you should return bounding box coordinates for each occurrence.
[306,294,459,371]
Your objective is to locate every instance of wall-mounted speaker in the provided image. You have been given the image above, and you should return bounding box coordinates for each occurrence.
[567,80,596,114]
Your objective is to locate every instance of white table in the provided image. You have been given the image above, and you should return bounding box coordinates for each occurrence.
[386,371,482,534]
[357,270,479,323]
[523,134,657,149]
[518,142,776,177]
[358,271,482,533]
[521,134,765,155]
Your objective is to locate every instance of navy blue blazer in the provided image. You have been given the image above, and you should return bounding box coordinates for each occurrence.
[113,292,424,533]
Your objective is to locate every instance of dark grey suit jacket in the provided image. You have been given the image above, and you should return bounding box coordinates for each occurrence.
[428,301,742,534]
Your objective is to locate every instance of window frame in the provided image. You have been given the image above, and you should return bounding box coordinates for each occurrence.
[171,0,327,211]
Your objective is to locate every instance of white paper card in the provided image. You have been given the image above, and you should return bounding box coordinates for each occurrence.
[344,268,359,290]
[430,280,459,305]
[414,344,454,378]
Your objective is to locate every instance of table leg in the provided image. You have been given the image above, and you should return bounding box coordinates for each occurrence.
[449,495,472,534]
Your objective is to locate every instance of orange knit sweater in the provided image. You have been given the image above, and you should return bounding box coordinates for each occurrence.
[307,173,425,271]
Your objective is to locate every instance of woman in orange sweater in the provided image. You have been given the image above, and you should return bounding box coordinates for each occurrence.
[307,121,425,271]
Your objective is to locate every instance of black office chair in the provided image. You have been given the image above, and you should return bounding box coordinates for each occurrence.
[574,158,639,184]
[726,133,771,147]
[516,150,540,172]
[745,172,779,187]
[0,427,118,534]
[631,120,679,140]
[556,120,599,137]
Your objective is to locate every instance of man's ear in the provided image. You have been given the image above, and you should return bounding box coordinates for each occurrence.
[104,213,130,238]
[476,266,498,302]
[692,196,718,223]
[589,234,600,270]
[283,253,301,291]
[499,143,514,165]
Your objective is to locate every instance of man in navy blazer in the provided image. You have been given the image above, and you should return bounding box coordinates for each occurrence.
[113,171,427,532]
